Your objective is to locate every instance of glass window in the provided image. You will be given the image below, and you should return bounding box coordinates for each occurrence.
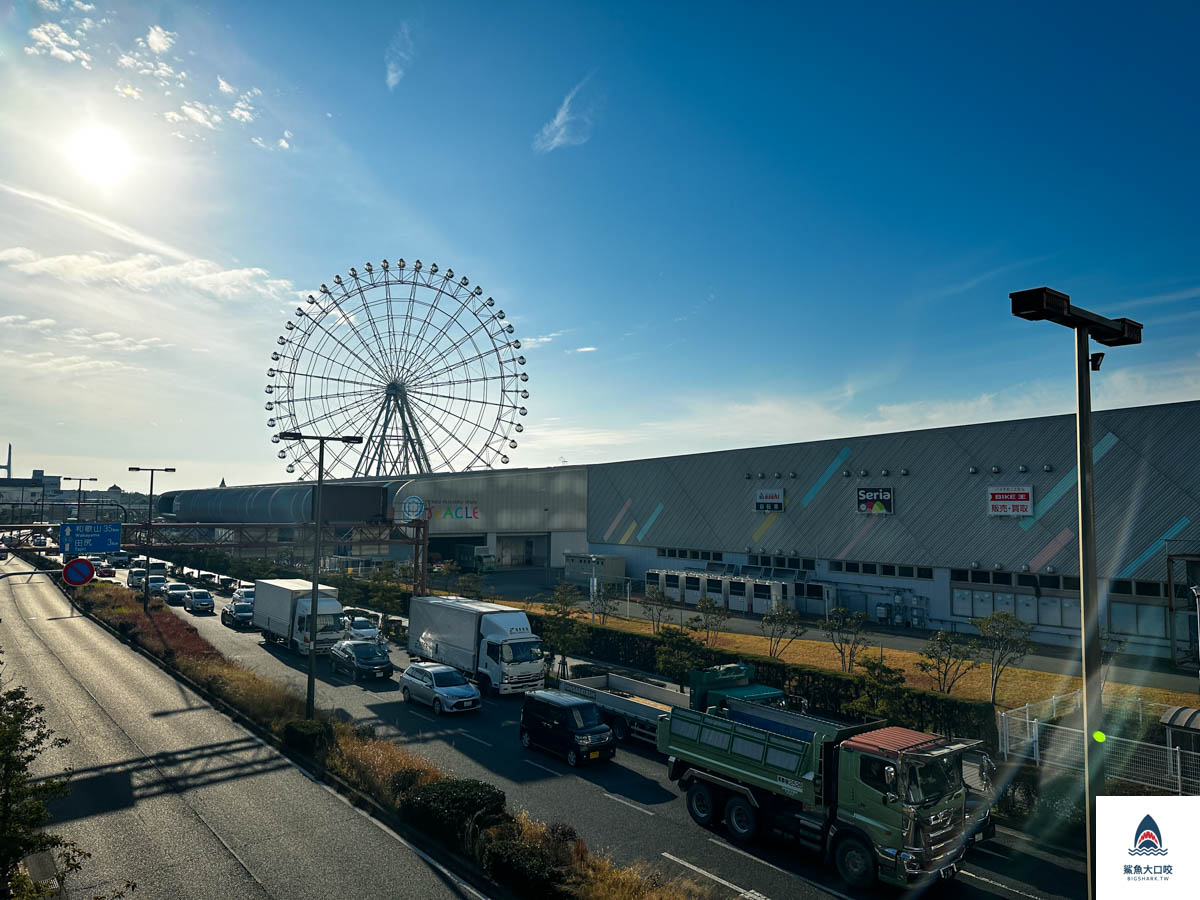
[667,548,677,558]
[787,558,800,569]
[749,555,761,566]
[992,571,1012,586]
[973,591,994,618]
[994,592,1015,614]
[1039,596,1062,626]
[713,552,723,562]
[859,755,891,794]
[689,550,701,559]
[845,562,860,573]
[1040,575,1061,590]
[862,563,877,575]
[1063,576,1080,591]
[656,548,666,557]
[729,581,746,596]
[951,569,969,582]
[1061,597,1080,628]
[1017,574,1039,588]
[971,570,990,584]
[807,583,824,599]
[569,704,602,730]
[1135,581,1161,598]
[685,576,700,590]
[486,643,500,662]
[1111,580,1132,595]
[773,556,787,568]
[701,550,711,561]
[706,578,722,593]
[665,574,679,588]
[952,588,973,617]
[502,641,544,663]
[802,558,816,571]
[432,669,468,686]
[1110,602,1138,635]
[881,564,896,576]
[753,583,771,600]
[1137,605,1165,638]
[899,565,914,578]
[1017,594,1038,623]
[917,567,933,580]
[830,561,844,572]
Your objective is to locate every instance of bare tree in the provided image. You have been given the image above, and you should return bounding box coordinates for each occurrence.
[588,581,620,625]
[687,595,731,647]
[820,607,872,673]
[759,602,808,658]
[916,630,980,696]
[971,611,1034,705]
[1100,630,1127,687]
[640,586,671,635]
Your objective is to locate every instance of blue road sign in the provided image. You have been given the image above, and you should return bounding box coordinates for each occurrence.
[59,522,123,555]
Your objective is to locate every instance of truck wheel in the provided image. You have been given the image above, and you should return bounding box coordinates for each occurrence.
[611,718,628,742]
[685,783,717,826]
[835,836,877,890]
[724,795,759,842]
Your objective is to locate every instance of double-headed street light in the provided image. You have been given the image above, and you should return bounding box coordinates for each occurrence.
[1010,287,1142,900]
[128,466,175,612]
[277,431,363,719]
[62,476,98,523]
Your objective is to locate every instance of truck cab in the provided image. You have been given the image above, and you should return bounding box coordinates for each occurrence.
[478,609,544,694]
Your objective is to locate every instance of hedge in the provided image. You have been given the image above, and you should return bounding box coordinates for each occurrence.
[399,778,508,849]
[532,615,999,748]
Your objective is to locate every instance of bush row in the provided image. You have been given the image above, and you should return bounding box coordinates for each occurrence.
[532,614,999,748]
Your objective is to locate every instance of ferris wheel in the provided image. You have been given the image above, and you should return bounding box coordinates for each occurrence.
[264,258,528,480]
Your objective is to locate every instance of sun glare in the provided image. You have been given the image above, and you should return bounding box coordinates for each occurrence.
[64,126,133,188]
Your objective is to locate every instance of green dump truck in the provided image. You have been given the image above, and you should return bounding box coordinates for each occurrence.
[658,698,994,889]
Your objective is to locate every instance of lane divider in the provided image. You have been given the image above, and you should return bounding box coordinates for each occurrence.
[602,792,654,816]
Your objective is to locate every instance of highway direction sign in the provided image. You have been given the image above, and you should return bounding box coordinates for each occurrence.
[59,522,122,555]
[62,557,95,586]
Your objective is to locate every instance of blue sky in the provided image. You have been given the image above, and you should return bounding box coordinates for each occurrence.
[1,0,1198,489]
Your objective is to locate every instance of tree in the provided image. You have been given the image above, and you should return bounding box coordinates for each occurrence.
[759,603,808,658]
[540,584,585,675]
[587,581,619,626]
[848,655,907,719]
[654,627,711,688]
[455,573,483,601]
[687,596,731,647]
[916,630,980,696]
[639,586,671,635]
[971,611,1034,705]
[819,607,872,673]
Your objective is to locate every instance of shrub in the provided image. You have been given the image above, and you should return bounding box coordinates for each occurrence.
[399,778,507,848]
[568,663,609,679]
[282,719,334,760]
[483,839,563,897]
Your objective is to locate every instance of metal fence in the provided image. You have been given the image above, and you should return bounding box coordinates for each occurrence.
[998,691,1200,795]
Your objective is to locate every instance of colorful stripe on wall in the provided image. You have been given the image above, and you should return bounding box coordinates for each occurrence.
[1028,527,1074,573]
[1020,432,1119,532]
[619,520,639,545]
[636,503,664,542]
[802,445,852,507]
[752,512,779,543]
[1117,516,1191,578]
[836,515,879,560]
[603,498,632,541]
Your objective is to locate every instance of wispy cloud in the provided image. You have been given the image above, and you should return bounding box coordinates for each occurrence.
[24,22,92,68]
[930,254,1055,300]
[145,25,176,55]
[0,182,191,260]
[533,76,595,154]
[385,24,414,90]
[520,331,564,348]
[1120,285,1200,310]
[217,75,235,94]
[572,346,597,353]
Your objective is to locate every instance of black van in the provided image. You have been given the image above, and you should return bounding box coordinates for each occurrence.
[520,690,615,767]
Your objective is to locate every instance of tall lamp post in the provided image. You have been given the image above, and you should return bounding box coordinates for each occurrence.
[128,466,175,613]
[1010,287,1142,900]
[277,431,363,719]
[62,476,98,523]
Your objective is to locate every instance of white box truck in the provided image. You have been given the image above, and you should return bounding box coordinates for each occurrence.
[407,595,544,695]
[253,578,342,655]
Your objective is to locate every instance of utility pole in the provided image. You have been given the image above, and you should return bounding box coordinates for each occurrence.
[128,467,174,612]
[62,477,98,525]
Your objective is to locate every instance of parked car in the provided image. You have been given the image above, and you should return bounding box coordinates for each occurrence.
[330,640,395,682]
[220,600,255,628]
[127,568,147,589]
[341,615,381,642]
[520,690,615,767]
[232,586,255,603]
[399,662,481,714]
[96,563,116,577]
[184,589,214,614]
[147,575,168,597]
[164,583,191,605]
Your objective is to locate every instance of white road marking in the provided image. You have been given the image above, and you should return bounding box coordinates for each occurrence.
[959,870,1044,899]
[455,731,493,747]
[661,852,756,895]
[407,709,434,722]
[522,760,560,776]
[707,839,856,900]
[602,793,654,815]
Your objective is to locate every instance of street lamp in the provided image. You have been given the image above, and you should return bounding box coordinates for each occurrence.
[128,467,175,613]
[1010,286,1142,900]
[62,476,98,523]
[277,431,363,719]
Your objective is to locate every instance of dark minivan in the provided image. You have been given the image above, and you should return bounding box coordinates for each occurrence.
[520,690,615,767]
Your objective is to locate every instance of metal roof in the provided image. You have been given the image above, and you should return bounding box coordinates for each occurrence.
[842,726,943,756]
[1159,706,1200,731]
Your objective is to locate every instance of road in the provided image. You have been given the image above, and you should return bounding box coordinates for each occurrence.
[117,560,1087,900]
[0,555,483,900]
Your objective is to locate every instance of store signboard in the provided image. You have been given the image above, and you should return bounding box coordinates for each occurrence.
[755,489,784,512]
[857,487,893,515]
[988,486,1033,517]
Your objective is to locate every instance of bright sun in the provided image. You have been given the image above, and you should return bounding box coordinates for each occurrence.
[64,126,133,188]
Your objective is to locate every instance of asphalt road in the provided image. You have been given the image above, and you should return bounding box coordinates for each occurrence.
[0,555,484,900]
[119,560,1087,900]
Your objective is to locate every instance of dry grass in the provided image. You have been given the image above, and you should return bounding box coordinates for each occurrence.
[567,857,715,900]
[176,656,309,732]
[328,727,443,804]
[515,600,1200,711]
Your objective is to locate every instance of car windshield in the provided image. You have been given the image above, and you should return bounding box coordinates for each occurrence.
[501,640,544,663]
[569,704,602,730]
[905,757,961,805]
[190,591,210,599]
[433,670,468,687]
[350,618,374,630]
[242,590,254,599]
[169,584,187,591]
[233,602,253,613]
[351,643,386,659]
[316,613,341,633]
[149,577,165,584]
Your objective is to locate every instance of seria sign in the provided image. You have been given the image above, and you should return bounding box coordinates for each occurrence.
[857,487,893,515]
[988,486,1033,517]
